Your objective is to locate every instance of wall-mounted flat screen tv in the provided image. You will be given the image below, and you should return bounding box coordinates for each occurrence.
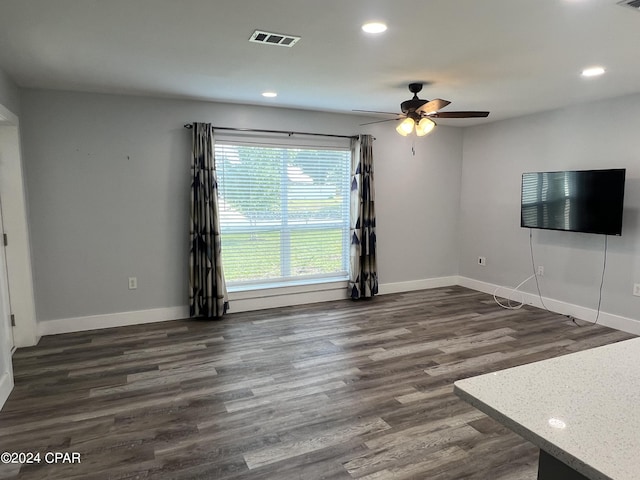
[521,169,625,236]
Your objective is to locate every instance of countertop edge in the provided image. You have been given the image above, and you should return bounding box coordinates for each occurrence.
[453,382,610,480]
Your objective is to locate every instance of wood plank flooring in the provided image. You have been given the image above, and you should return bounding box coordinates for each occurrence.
[0,286,635,479]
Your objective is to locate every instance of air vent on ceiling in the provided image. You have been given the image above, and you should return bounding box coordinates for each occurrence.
[617,0,640,10]
[249,30,300,47]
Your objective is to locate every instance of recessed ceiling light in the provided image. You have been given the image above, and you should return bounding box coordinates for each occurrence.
[362,22,387,34]
[581,66,606,77]
[262,91,278,98]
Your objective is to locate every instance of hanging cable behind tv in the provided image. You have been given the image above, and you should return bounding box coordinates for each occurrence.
[495,230,609,327]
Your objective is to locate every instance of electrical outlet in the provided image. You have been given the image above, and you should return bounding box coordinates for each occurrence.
[478,256,487,266]
[634,284,640,297]
[537,265,544,276]
[128,277,137,290]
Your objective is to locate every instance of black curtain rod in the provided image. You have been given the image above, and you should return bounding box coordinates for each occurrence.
[183,124,363,140]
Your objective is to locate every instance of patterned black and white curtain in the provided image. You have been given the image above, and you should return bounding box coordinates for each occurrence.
[349,134,378,299]
[189,123,229,318]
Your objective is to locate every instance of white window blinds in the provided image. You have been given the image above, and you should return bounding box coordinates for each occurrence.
[215,141,351,289]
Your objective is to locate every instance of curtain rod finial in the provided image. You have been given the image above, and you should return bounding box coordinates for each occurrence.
[184,124,193,129]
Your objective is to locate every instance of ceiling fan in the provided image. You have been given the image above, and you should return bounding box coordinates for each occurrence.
[355,83,490,136]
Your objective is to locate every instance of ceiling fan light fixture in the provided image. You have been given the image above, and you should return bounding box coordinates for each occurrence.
[396,117,415,136]
[415,117,436,136]
[357,83,489,136]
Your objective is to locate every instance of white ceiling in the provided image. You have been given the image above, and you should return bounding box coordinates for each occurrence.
[1,0,639,125]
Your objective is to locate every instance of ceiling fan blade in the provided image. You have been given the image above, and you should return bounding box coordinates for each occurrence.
[430,111,490,118]
[415,98,451,115]
[353,109,403,116]
[360,117,403,126]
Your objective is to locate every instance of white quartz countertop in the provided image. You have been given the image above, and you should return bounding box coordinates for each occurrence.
[454,337,640,480]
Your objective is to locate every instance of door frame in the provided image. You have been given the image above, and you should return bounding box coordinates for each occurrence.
[0,190,14,408]
[0,103,38,351]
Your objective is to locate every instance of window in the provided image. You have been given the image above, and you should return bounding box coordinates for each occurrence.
[215,139,351,289]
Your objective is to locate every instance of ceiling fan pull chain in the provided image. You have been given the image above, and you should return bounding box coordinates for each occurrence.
[412,139,416,156]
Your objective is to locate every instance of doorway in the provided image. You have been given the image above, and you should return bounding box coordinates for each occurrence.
[0,191,14,408]
[0,103,38,409]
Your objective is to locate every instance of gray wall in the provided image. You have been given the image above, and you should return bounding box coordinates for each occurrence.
[459,93,640,321]
[20,89,464,323]
[373,122,463,284]
[0,68,19,116]
[19,87,640,328]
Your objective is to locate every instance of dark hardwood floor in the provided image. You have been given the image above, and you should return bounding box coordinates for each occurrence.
[0,287,635,479]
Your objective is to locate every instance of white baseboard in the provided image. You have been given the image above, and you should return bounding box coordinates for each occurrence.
[35,277,456,336]
[457,276,640,336]
[228,282,349,313]
[38,306,190,336]
[37,287,349,336]
[36,275,640,337]
[0,370,13,411]
[378,276,458,295]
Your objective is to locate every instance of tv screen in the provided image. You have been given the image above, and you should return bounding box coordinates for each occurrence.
[521,169,625,235]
